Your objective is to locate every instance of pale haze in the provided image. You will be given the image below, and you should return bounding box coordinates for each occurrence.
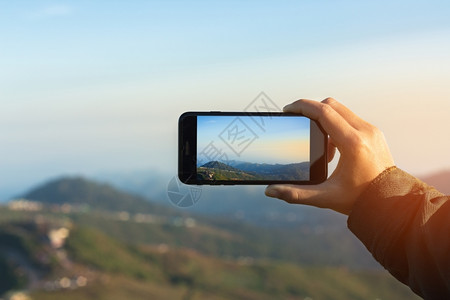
[1,1,450,198]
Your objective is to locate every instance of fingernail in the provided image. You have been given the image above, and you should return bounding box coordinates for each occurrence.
[265,187,279,198]
[282,104,291,111]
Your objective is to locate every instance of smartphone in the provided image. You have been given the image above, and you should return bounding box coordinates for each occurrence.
[178,111,327,185]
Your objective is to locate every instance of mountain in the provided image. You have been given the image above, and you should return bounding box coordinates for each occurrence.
[198,161,264,180]
[96,167,450,227]
[198,160,309,181]
[0,175,422,299]
[20,177,175,215]
[420,169,450,194]
[7,176,375,269]
[200,161,241,172]
[0,214,419,300]
[92,168,343,228]
[233,161,309,180]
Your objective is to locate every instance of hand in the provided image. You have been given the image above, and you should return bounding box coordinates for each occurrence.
[265,98,395,215]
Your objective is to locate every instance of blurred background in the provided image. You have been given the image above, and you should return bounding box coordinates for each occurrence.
[0,1,449,299]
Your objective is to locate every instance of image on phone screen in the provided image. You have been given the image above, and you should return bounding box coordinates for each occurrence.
[197,115,310,181]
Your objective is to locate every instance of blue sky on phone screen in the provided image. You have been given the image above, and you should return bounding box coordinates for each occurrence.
[197,116,309,165]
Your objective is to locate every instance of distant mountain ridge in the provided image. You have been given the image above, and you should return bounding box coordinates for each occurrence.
[20,177,175,215]
[232,161,309,177]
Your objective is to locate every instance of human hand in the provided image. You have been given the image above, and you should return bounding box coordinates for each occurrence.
[265,98,395,215]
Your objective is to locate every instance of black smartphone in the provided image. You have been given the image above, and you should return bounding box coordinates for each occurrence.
[178,111,327,185]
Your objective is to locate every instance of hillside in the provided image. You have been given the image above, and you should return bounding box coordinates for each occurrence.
[0,208,419,300]
[198,160,309,181]
[198,161,263,181]
[37,226,419,300]
[95,170,344,228]
[0,175,422,299]
[7,177,377,267]
[232,161,309,180]
[21,177,175,215]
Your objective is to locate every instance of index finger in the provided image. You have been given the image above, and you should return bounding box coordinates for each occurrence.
[284,99,355,147]
[321,97,369,131]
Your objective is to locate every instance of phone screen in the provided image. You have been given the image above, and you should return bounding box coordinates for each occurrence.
[196,115,311,181]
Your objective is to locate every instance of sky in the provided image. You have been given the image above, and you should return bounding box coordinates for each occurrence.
[197,115,310,165]
[1,1,450,198]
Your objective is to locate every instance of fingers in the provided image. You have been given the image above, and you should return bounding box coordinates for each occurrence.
[283,98,355,148]
[321,98,368,130]
[269,97,391,216]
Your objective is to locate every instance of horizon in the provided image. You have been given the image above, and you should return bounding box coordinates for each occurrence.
[198,160,309,167]
[1,1,450,199]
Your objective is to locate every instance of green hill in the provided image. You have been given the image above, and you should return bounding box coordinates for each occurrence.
[21,177,174,215]
[197,167,263,181]
[36,225,419,300]
[0,176,421,299]
[232,161,309,180]
[0,206,420,300]
[197,161,309,181]
[198,161,263,181]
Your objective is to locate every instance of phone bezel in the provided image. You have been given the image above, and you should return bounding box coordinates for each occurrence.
[178,111,327,185]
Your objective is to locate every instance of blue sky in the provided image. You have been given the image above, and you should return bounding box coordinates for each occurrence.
[1,1,450,198]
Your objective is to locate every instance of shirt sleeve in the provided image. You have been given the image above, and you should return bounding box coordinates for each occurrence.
[347,166,450,299]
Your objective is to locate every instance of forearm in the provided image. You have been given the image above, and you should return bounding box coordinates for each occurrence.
[348,167,450,299]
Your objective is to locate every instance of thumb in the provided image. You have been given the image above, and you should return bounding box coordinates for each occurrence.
[265,181,350,215]
[265,184,327,207]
